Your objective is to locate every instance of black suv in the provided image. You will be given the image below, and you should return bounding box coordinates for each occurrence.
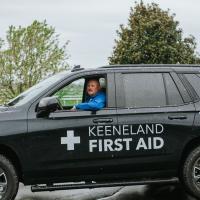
[1,64,200,199]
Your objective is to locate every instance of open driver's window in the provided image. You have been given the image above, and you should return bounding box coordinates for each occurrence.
[53,76,107,110]
[53,78,85,109]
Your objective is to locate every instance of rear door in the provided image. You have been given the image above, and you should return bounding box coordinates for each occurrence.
[113,69,195,177]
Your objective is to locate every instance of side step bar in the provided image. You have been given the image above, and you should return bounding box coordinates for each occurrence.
[31,177,179,192]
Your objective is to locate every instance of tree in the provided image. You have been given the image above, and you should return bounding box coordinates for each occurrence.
[109,2,200,65]
[0,20,69,104]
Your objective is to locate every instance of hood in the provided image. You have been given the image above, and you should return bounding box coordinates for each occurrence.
[0,106,16,112]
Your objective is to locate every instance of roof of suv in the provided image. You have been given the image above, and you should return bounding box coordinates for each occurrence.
[100,64,200,72]
[103,64,200,72]
[100,64,200,69]
[71,64,200,74]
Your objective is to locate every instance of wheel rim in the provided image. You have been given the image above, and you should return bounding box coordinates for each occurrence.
[0,168,7,199]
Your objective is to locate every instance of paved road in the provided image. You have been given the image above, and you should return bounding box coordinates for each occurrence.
[15,183,197,200]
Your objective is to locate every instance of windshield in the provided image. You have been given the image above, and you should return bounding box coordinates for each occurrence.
[7,71,70,106]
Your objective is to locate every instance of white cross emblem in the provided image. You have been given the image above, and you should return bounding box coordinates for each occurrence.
[61,130,80,151]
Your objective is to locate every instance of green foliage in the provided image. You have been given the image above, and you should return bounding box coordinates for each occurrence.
[54,80,84,107]
[0,20,69,104]
[109,2,200,65]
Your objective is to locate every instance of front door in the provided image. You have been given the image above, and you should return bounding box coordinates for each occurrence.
[25,72,118,182]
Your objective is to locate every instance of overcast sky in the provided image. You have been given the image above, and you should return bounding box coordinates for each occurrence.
[0,0,200,68]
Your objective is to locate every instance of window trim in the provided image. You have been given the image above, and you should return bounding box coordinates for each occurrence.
[162,73,169,105]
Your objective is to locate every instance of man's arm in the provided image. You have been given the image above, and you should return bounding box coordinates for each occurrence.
[75,93,106,111]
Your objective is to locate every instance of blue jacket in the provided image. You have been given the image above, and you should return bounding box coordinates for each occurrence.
[75,91,106,111]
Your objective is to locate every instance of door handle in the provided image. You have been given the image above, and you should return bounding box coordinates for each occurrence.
[168,115,187,120]
[93,118,113,124]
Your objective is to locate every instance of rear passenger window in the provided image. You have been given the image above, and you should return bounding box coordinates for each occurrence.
[122,73,166,108]
[163,73,183,105]
[184,74,200,98]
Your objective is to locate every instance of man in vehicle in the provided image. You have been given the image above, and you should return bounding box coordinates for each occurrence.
[73,79,106,111]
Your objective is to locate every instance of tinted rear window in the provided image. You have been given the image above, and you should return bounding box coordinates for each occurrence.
[122,73,166,108]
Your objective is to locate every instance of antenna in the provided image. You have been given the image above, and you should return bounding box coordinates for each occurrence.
[71,65,84,72]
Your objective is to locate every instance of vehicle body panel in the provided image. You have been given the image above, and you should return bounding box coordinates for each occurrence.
[0,65,200,185]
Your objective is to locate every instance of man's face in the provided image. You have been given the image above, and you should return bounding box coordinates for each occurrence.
[87,80,100,96]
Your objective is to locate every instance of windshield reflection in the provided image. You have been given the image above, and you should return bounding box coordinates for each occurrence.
[8,71,70,106]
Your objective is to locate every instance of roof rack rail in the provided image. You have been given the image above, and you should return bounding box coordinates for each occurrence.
[71,65,84,72]
[100,64,200,68]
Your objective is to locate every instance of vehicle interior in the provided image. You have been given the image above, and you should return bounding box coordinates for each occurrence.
[53,75,107,110]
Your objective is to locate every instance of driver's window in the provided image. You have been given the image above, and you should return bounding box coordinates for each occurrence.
[53,78,85,109]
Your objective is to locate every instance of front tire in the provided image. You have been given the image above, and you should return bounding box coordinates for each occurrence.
[182,146,200,199]
[0,155,19,200]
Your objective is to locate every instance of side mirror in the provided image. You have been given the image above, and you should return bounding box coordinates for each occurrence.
[36,96,61,118]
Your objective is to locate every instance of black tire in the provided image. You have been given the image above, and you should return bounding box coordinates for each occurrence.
[182,146,200,199]
[0,154,19,200]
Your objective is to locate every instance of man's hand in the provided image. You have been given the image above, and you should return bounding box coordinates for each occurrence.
[71,105,77,111]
